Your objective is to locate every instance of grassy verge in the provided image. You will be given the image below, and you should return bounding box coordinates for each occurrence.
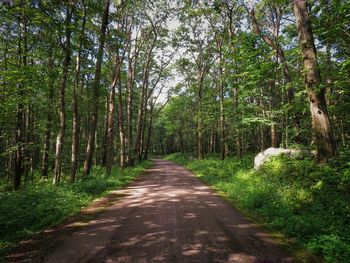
[0,160,152,259]
[166,153,350,262]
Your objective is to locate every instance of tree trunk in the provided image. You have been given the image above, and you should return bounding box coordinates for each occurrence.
[197,70,205,160]
[71,2,86,182]
[53,7,72,185]
[117,80,126,169]
[134,28,157,164]
[126,50,134,166]
[269,80,279,147]
[293,0,336,163]
[13,8,28,189]
[41,52,55,178]
[143,104,154,161]
[105,71,117,175]
[219,67,226,159]
[83,0,110,176]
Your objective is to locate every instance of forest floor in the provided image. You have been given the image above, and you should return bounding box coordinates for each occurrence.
[6,160,294,263]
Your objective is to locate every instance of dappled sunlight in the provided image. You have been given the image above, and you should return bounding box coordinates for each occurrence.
[40,160,292,263]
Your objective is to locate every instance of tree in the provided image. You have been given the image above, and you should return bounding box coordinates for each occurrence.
[83,0,110,176]
[293,0,336,163]
[53,4,72,185]
[71,1,87,182]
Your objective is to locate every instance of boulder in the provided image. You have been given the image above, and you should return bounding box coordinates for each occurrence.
[254,147,315,169]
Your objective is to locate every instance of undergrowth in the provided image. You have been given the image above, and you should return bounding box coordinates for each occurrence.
[166,153,350,262]
[0,160,151,260]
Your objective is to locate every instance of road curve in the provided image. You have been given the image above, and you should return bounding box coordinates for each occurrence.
[43,159,293,263]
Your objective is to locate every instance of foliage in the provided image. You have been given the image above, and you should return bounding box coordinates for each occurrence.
[0,160,151,259]
[166,153,350,262]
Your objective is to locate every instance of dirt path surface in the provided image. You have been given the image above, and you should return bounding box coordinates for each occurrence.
[8,160,293,263]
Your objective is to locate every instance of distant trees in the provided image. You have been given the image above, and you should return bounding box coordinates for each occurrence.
[0,0,172,189]
[153,0,349,162]
[0,0,349,189]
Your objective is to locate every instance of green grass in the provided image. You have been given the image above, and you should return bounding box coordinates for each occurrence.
[0,160,152,259]
[166,153,350,262]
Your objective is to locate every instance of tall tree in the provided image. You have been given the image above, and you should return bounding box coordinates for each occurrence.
[71,1,87,182]
[53,5,72,185]
[83,0,110,176]
[134,20,158,163]
[293,0,336,163]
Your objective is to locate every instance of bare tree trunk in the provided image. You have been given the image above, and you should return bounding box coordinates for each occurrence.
[126,51,134,166]
[83,0,110,176]
[143,104,154,161]
[13,8,27,189]
[134,26,157,164]
[117,80,126,168]
[232,85,242,160]
[125,22,138,166]
[269,80,279,147]
[178,126,184,153]
[197,72,204,160]
[53,7,72,185]
[71,2,86,182]
[24,105,32,182]
[41,50,54,178]
[105,51,123,175]
[14,103,24,190]
[293,0,336,163]
[105,73,117,175]
[219,73,226,158]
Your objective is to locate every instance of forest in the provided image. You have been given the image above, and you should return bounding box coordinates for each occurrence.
[0,0,349,262]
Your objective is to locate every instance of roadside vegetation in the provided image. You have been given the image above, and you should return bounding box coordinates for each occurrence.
[166,153,350,262]
[0,161,151,259]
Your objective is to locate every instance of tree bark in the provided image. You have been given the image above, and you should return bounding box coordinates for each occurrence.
[197,70,204,160]
[105,63,117,175]
[117,79,126,169]
[83,0,110,176]
[41,52,54,178]
[53,6,72,185]
[71,2,86,182]
[134,24,157,164]
[293,0,336,163]
[13,6,28,189]
[217,38,226,160]
[126,46,134,166]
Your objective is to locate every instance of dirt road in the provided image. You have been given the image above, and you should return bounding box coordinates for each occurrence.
[10,160,293,262]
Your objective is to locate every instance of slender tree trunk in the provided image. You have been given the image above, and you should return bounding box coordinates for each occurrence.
[197,72,204,160]
[13,10,27,189]
[83,0,110,176]
[293,0,336,163]
[117,80,126,168]
[102,98,109,167]
[325,43,333,107]
[232,85,242,160]
[219,68,226,159]
[139,105,148,162]
[126,51,134,166]
[71,3,86,182]
[179,127,185,153]
[269,80,278,147]
[41,52,54,178]
[105,70,117,175]
[53,7,72,185]
[134,31,157,164]
[143,104,154,161]
[24,105,32,182]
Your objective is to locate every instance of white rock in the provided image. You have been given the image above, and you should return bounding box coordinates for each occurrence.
[254,147,315,169]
